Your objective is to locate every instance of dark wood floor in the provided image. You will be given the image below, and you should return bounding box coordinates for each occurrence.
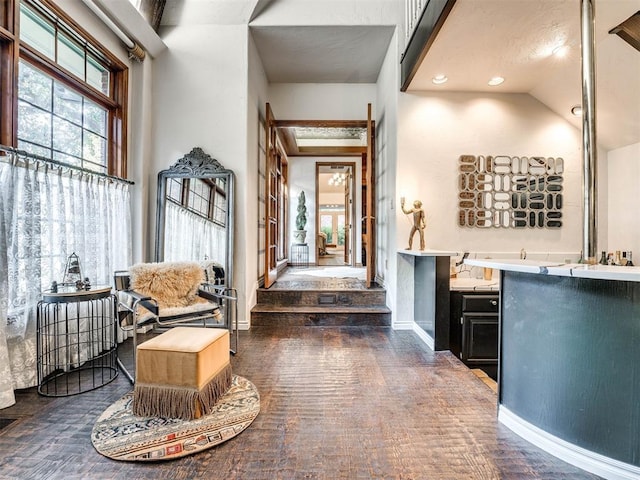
[0,325,600,480]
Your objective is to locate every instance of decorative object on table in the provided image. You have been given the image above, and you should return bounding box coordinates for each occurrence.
[91,375,260,461]
[457,154,563,228]
[62,252,90,289]
[400,197,426,251]
[293,190,307,244]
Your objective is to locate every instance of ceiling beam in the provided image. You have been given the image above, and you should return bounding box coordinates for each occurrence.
[275,120,368,128]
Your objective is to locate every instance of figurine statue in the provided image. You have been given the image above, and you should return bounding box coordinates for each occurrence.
[401,198,426,250]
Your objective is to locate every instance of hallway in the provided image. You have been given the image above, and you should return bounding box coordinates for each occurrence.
[0,325,599,479]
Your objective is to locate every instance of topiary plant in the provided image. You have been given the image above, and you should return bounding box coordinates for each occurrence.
[295,191,307,231]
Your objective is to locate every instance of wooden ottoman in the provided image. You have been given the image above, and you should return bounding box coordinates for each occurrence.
[132,327,232,420]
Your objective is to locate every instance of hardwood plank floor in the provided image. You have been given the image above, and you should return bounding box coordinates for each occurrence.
[0,325,600,479]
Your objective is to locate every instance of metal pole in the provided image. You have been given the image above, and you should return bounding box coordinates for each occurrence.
[581,0,598,264]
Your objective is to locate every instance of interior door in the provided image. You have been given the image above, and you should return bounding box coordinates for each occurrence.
[264,103,279,288]
[344,168,352,265]
[365,103,375,287]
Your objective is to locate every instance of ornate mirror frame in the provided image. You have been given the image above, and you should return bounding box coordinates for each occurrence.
[155,147,235,289]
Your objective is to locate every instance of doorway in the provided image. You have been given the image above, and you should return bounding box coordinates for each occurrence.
[316,163,356,267]
[264,103,376,287]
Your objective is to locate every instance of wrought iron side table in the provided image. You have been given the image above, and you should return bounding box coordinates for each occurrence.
[37,286,118,396]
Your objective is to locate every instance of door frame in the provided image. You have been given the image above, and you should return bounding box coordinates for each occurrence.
[265,111,376,287]
[315,162,356,267]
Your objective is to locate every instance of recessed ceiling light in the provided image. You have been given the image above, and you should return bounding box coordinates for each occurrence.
[571,105,583,116]
[488,76,504,86]
[552,45,569,57]
[432,74,448,85]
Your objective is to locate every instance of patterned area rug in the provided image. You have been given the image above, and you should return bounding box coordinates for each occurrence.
[91,375,260,461]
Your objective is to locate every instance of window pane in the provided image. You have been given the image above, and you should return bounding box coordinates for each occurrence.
[19,4,55,60]
[83,131,106,167]
[87,55,109,95]
[18,140,51,159]
[53,117,82,157]
[53,151,82,168]
[19,61,52,111]
[54,82,82,125]
[214,191,226,225]
[167,178,182,203]
[83,100,107,135]
[18,100,51,147]
[57,33,84,79]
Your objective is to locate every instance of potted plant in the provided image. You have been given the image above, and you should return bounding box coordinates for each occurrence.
[293,191,307,244]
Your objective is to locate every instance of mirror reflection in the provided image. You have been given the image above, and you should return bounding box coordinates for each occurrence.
[155,147,235,287]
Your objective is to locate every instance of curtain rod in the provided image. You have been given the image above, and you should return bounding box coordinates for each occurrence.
[81,0,146,62]
[0,145,134,185]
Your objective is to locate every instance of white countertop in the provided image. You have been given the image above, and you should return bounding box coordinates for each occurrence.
[465,258,640,282]
[450,277,500,291]
[398,249,458,257]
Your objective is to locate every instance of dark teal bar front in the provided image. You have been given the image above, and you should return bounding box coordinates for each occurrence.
[500,270,640,467]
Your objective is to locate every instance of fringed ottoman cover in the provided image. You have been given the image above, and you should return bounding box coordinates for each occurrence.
[133,327,232,420]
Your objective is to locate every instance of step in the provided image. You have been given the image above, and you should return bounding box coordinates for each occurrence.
[256,288,387,307]
[250,305,391,327]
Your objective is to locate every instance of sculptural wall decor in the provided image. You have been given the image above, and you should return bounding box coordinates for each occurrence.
[458,155,563,229]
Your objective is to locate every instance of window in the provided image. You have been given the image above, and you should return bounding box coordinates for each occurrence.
[2,0,128,177]
[167,177,228,228]
[18,60,108,172]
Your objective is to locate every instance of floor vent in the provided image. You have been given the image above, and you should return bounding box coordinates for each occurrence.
[318,294,337,305]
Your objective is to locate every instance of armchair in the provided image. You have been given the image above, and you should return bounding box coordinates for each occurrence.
[318,231,328,256]
[115,261,237,383]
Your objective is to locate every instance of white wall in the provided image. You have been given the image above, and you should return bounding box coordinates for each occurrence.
[375,28,400,325]
[607,142,640,258]
[246,31,269,325]
[397,92,585,257]
[153,24,252,326]
[268,83,376,120]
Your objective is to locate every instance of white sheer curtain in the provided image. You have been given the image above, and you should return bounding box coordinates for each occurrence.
[0,153,131,409]
[164,201,226,264]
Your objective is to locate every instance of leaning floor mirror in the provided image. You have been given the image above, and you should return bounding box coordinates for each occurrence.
[155,147,235,289]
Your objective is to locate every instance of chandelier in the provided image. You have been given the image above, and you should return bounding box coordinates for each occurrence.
[328,172,346,186]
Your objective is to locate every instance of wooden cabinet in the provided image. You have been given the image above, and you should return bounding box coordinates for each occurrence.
[450,291,499,380]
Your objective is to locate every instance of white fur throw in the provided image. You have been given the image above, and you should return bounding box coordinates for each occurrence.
[129,261,206,310]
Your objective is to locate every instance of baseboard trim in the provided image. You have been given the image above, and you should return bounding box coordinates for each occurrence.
[499,406,640,480]
[412,323,434,351]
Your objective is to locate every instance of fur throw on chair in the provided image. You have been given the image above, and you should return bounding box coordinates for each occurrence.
[129,261,207,310]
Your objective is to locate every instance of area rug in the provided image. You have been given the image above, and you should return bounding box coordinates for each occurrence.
[91,375,259,461]
[290,267,366,280]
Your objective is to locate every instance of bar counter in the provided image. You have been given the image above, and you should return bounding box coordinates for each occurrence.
[465,258,640,480]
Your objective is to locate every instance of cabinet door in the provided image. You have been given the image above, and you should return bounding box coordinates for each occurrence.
[461,313,498,363]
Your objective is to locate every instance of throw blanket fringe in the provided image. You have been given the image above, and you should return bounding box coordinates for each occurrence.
[132,363,233,420]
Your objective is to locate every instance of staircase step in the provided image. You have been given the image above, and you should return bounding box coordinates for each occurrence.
[251,304,391,314]
[250,307,391,327]
[256,288,387,307]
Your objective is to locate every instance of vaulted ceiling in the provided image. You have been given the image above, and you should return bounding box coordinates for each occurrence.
[157,0,640,151]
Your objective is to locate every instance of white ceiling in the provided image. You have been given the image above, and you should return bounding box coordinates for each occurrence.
[250,25,395,83]
[157,0,640,151]
[409,0,640,151]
